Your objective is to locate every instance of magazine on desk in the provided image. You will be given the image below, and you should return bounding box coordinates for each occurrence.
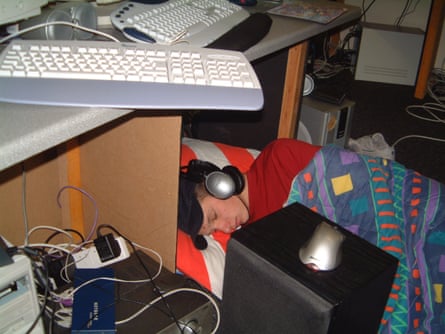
[268,0,348,24]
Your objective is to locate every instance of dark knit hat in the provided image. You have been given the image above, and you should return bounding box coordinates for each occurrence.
[178,176,208,250]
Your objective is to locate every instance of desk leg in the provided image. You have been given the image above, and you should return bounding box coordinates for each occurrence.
[277,41,309,138]
[414,0,445,99]
[57,138,85,235]
[65,139,85,235]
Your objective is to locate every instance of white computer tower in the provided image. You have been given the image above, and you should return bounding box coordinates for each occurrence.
[0,254,44,334]
[355,22,424,86]
[296,97,354,148]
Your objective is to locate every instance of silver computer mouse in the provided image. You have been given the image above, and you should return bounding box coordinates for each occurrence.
[299,221,345,271]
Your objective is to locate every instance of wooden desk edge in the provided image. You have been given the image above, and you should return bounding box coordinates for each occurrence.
[414,0,445,99]
[277,42,309,139]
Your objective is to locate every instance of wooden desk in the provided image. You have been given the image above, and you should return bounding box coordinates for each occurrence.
[414,0,445,99]
[246,1,361,138]
[0,1,361,271]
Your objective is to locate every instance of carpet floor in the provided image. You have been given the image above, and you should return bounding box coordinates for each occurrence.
[348,80,445,184]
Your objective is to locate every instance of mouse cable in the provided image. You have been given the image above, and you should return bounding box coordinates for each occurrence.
[0,20,120,44]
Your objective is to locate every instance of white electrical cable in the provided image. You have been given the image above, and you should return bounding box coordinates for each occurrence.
[131,241,163,280]
[392,65,445,148]
[22,243,73,255]
[115,287,221,333]
[27,225,75,244]
[0,21,120,44]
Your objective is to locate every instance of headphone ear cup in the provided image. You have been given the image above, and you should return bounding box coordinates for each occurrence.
[184,160,244,199]
[221,165,245,195]
[205,171,236,199]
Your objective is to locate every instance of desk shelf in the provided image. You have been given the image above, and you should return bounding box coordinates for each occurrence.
[0,103,132,172]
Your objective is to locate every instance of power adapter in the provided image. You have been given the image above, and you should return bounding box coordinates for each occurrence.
[94,233,121,262]
[73,236,130,269]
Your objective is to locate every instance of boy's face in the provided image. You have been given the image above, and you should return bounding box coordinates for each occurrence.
[199,195,249,235]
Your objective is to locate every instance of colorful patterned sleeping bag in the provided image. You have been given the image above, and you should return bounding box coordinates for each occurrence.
[286,145,445,334]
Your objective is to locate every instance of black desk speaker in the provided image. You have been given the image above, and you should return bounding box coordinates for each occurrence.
[220,202,398,334]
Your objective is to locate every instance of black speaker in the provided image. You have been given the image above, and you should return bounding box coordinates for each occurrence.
[220,202,398,334]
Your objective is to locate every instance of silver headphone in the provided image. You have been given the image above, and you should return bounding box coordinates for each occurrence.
[182,160,245,200]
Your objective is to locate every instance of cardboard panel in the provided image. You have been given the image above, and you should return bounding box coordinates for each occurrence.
[0,148,67,246]
[78,115,182,272]
[0,115,182,272]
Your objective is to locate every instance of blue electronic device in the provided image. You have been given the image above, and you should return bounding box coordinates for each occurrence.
[71,268,116,334]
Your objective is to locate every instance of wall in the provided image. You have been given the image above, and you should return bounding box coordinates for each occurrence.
[344,0,444,68]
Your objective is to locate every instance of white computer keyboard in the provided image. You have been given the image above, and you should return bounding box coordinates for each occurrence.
[110,0,250,46]
[0,39,263,110]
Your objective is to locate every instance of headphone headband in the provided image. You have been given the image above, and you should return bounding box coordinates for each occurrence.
[181,159,220,182]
